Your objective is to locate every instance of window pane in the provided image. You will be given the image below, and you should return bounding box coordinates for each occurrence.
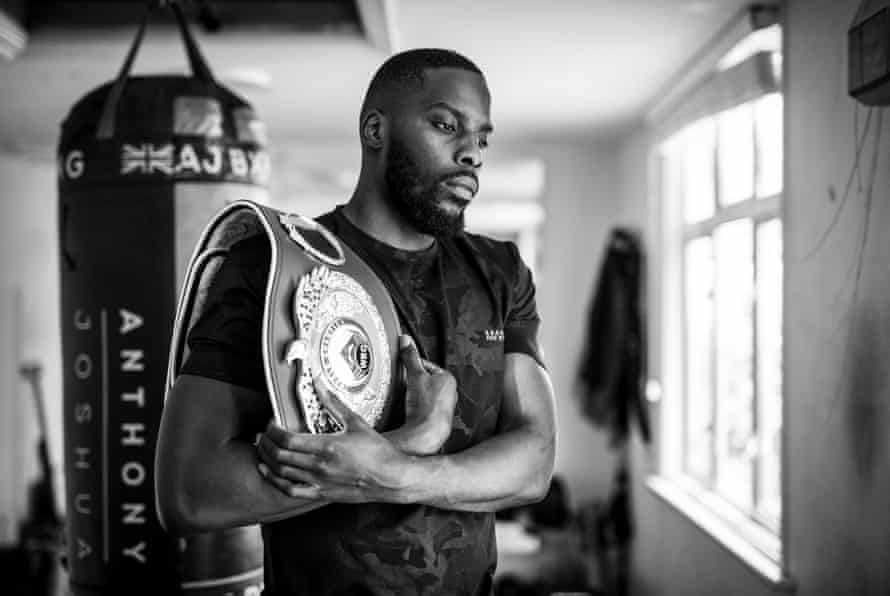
[718,103,755,206]
[714,219,754,510]
[756,219,783,526]
[756,93,783,198]
[682,118,717,223]
[685,236,715,483]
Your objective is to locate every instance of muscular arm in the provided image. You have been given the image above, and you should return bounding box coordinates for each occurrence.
[156,352,452,535]
[261,352,557,513]
[154,374,326,536]
[399,352,556,511]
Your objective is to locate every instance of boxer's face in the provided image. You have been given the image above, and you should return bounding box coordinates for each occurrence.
[383,67,492,237]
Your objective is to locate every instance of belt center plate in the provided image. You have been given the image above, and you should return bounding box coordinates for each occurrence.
[287,266,391,433]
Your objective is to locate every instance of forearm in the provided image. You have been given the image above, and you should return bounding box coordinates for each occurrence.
[397,424,555,512]
[384,420,445,456]
[158,438,326,535]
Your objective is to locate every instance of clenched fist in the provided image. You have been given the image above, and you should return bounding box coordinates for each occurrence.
[396,335,458,455]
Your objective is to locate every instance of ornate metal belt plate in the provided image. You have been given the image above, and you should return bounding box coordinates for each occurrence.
[285,266,392,433]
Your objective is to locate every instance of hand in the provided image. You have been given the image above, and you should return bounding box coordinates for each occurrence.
[394,335,458,455]
[256,380,410,503]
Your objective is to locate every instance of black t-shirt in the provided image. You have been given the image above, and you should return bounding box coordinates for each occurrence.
[181,206,543,596]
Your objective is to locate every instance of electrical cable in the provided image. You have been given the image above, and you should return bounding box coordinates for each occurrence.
[795,106,874,262]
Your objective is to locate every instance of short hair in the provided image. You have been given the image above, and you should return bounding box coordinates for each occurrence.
[361,48,484,114]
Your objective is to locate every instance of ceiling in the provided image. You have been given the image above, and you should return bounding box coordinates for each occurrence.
[0,0,756,152]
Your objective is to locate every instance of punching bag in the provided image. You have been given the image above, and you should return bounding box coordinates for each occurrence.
[58,5,267,595]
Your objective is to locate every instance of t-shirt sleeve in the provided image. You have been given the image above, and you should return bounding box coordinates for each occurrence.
[503,242,545,368]
[179,234,270,393]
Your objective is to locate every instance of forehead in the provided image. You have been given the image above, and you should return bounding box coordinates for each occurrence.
[410,67,491,118]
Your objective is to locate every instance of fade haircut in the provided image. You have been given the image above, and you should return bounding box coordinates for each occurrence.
[361,48,484,115]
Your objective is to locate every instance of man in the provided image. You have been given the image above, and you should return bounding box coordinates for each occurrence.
[156,48,557,595]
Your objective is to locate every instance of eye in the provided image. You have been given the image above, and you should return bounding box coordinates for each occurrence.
[433,120,457,133]
[478,137,489,149]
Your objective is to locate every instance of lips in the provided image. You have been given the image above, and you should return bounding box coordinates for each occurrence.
[443,175,478,197]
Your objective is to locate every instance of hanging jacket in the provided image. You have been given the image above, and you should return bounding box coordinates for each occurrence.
[576,227,651,445]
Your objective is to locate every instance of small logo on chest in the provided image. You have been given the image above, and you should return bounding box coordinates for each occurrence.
[483,328,505,344]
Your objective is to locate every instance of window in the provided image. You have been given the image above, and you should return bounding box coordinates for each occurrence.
[655,76,783,555]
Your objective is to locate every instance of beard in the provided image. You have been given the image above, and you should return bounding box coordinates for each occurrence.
[383,137,469,238]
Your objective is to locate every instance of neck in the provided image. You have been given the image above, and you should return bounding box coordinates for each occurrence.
[342,174,435,251]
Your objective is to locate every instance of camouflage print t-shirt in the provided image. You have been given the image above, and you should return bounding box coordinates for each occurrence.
[182,206,543,596]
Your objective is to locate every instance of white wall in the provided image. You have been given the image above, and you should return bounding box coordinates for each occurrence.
[528,139,623,508]
[784,1,890,592]
[0,153,65,542]
[617,1,890,594]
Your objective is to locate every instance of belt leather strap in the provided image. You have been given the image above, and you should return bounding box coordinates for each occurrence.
[166,200,401,433]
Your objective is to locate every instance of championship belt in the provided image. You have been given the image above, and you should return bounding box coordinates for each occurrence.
[167,200,401,433]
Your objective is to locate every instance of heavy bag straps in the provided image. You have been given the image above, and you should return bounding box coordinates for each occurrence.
[97,0,216,140]
[170,1,216,83]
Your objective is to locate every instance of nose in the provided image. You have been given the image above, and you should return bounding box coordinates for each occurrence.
[455,137,483,169]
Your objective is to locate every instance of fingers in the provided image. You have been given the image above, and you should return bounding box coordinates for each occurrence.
[399,335,426,377]
[257,465,361,502]
[313,378,369,432]
[263,420,327,455]
[398,334,451,376]
[256,433,326,496]
[257,433,324,472]
[421,358,442,374]
[257,462,321,498]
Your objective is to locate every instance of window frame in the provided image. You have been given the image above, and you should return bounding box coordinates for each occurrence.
[678,185,782,527]
[642,15,792,588]
[650,124,786,574]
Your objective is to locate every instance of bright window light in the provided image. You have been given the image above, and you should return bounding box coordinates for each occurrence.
[717,24,782,71]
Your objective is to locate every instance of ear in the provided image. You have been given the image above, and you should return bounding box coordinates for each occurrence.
[360,110,385,150]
